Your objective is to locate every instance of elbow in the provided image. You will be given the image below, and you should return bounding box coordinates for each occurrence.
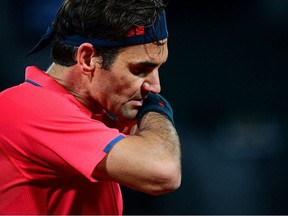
[157,174,181,196]
[159,165,182,195]
[146,163,182,196]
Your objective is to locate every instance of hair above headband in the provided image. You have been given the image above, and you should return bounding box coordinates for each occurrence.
[26,10,168,57]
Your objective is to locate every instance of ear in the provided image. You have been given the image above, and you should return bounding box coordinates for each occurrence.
[76,43,97,75]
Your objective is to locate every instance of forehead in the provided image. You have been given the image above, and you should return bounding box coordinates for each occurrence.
[117,40,168,65]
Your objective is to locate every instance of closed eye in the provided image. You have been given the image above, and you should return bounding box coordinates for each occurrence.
[129,65,154,77]
[129,61,160,77]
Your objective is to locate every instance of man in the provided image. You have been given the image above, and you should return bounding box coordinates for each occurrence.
[0,0,181,214]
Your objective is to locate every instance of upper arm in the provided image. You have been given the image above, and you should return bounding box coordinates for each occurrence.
[93,113,181,195]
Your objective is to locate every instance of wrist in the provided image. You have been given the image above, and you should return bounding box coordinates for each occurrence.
[136,93,175,126]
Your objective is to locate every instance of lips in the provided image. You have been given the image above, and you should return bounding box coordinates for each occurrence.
[135,99,143,106]
[129,98,143,107]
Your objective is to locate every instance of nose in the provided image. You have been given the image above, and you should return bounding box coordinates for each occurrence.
[141,70,161,94]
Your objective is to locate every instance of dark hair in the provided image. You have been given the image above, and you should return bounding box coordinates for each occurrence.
[52,0,166,69]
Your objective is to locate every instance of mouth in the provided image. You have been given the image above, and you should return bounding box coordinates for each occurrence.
[128,98,143,107]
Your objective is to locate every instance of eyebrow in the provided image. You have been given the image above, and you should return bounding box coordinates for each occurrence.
[134,59,167,68]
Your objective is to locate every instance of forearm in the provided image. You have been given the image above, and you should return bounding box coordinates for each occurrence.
[122,111,181,194]
[137,112,181,165]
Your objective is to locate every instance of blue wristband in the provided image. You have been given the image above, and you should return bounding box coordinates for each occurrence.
[136,93,175,126]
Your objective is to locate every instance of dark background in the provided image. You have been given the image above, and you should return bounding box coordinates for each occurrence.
[1,0,288,214]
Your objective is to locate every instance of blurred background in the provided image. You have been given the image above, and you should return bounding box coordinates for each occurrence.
[1,0,288,214]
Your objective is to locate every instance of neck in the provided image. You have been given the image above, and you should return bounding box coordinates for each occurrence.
[47,63,103,114]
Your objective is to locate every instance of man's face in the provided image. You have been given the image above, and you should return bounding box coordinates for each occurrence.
[91,40,168,120]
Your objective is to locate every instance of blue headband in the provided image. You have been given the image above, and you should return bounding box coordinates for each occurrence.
[26,10,168,56]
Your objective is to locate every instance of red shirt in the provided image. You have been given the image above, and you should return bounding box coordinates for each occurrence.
[0,66,126,215]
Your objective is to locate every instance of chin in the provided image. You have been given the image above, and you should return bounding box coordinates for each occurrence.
[119,113,136,121]
[118,108,138,120]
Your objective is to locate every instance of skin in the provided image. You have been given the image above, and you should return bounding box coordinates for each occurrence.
[47,40,181,195]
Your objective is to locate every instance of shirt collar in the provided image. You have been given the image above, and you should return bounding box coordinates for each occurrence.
[25,66,94,117]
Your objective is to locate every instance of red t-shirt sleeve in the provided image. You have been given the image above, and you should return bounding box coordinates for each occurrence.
[0,85,126,182]
[22,114,125,182]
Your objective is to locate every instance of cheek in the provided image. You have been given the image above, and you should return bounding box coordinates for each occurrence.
[112,74,142,95]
